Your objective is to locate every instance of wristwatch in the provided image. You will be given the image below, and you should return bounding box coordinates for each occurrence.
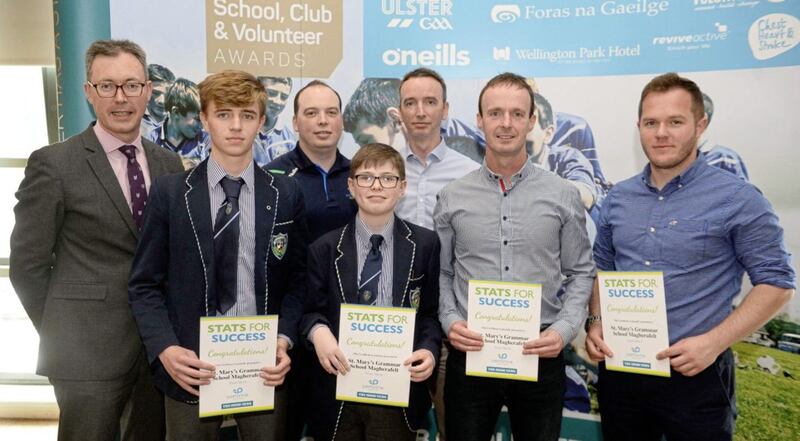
[584,314,601,332]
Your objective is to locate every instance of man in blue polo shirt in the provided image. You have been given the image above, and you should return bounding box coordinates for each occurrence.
[265,80,356,439]
[266,80,356,242]
[585,73,795,441]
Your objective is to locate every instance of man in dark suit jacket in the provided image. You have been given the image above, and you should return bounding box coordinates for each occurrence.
[128,70,307,440]
[9,40,184,441]
[301,143,442,441]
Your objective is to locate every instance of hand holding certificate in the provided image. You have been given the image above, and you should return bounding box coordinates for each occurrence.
[598,272,670,377]
[466,280,542,382]
[336,304,416,407]
[198,315,279,417]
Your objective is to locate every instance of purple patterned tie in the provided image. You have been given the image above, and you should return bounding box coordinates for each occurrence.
[119,145,148,230]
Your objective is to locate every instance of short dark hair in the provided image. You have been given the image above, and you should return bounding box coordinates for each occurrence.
[85,39,147,81]
[349,143,406,180]
[148,64,175,84]
[532,92,554,129]
[638,73,705,122]
[199,70,266,116]
[165,78,200,116]
[400,68,447,102]
[478,72,535,117]
[293,80,342,114]
[343,78,401,134]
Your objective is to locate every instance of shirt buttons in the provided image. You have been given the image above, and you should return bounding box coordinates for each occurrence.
[644,260,651,266]
[502,216,508,221]
[658,196,664,201]
[503,192,508,197]
[503,240,508,245]
[505,266,510,271]
[649,227,656,233]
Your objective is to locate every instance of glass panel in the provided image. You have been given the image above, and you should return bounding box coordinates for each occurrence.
[0,168,25,259]
[0,277,39,375]
[0,66,49,158]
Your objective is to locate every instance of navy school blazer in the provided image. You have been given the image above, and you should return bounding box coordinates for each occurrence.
[129,159,308,403]
[301,216,442,439]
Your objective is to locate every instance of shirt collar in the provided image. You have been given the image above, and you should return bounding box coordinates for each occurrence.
[355,214,394,245]
[641,153,708,191]
[403,137,448,164]
[208,155,255,191]
[480,156,535,187]
[291,142,350,173]
[93,121,144,154]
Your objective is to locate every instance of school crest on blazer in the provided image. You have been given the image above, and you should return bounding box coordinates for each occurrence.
[272,232,288,260]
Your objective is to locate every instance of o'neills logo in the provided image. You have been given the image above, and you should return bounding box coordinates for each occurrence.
[382,44,470,66]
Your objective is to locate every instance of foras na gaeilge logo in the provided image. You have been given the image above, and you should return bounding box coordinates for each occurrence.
[491,5,521,23]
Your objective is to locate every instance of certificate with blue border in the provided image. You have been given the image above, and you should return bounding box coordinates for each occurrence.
[199,315,278,417]
[598,271,671,377]
[336,304,416,407]
[466,280,542,382]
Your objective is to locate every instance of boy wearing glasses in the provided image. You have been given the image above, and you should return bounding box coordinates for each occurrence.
[301,143,442,440]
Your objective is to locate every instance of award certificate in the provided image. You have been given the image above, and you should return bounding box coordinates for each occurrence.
[199,315,278,417]
[336,304,416,407]
[466,280,542,382]
[598,271,670,377]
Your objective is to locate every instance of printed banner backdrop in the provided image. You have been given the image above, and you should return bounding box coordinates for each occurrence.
[105,1,800,439]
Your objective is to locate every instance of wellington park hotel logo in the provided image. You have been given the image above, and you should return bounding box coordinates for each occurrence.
[205,0,342,77]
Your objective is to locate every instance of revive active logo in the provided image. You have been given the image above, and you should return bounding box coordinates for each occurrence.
[652,22,729,46]
[381,0,454,31]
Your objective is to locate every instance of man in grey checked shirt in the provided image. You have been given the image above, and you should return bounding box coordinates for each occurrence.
[434,72,595,441]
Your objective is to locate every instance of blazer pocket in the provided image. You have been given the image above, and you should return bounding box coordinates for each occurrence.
[51,282,107,300]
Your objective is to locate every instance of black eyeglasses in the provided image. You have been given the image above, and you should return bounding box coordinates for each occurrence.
[87,81,147,98]
[354,174,401,189]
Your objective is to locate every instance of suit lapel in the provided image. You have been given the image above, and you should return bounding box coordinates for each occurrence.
[335,221,359,304]
[83,128,139,238]
[185,161,215,314]
[392,218,415,307]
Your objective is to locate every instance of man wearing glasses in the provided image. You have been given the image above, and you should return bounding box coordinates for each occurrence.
[301,143,442,440]
[10,39,183,441]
